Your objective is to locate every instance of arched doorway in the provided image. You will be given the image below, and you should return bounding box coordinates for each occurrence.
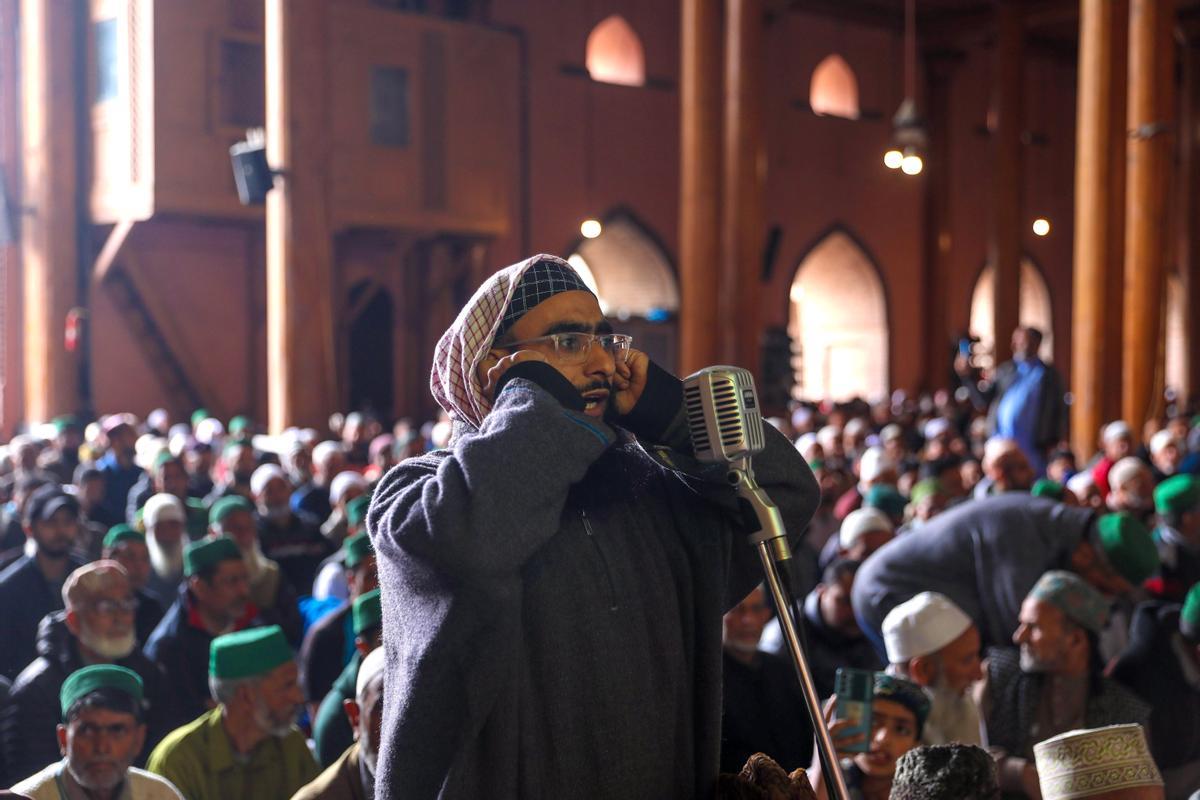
[809,54,860,119]
[585,15,645,87]
[969,258,1054,369]
[347,281,395,420]
[1166,272,1185,396]
[567,212,679,371]
[789,230,889,402]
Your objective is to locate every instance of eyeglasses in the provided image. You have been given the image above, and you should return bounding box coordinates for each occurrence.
[498,332,633,365]
[89,599,137,616]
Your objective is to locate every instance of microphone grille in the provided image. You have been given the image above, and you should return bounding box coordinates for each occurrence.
[682,366,765,464]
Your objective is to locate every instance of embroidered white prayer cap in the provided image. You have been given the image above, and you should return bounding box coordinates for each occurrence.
[1034,724,1163,800]
[858,447,895,483]
[882,591,973,663]
[1102,420,1133,444]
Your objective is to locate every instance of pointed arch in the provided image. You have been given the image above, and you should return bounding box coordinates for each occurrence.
[968,258,1055,366]
[809,54,860,119]
[789,228,889,402]
[568,210,678,369]
[1166,272,1186,395]
[585,15,645,88]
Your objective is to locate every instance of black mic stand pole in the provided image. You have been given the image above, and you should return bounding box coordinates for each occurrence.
[727,459,851,800]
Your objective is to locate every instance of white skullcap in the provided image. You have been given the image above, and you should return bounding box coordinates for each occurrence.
[329,470,368,505]
[249,464,288,497]
[194,417,225,445]
[431,420,453,449]
[791,407,813,429]
[1150,429,1181,455]
[134,436,169,471]
[1065,470,1095,496]
[839,507,893,549]
[794,432,819,457]
[882,591,973,663]
[923,418,951,441]
[880,424,903,443]
[1108,456,1148,490]
[147,408,169,432]
[356,646,386,700]
[817,425,842,448]
[1101,420,1132,444]
[857,447,895,483]
[844,418,868,437]
[765,417,787,432]
[312,440,344,467]
[143,493,185,528]
[1034,724,1162,800]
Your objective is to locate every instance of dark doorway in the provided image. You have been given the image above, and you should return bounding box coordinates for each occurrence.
[348,282,395,421]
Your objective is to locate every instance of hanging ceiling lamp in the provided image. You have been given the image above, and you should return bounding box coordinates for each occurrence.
[883,0,928,176]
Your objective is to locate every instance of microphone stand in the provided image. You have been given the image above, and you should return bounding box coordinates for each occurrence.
[728,459,851,800]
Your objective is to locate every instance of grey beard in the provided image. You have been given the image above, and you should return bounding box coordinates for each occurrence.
[253,697,299,739]
[925,678,983,745]
[79,627,136,661]
[147,534,183,579]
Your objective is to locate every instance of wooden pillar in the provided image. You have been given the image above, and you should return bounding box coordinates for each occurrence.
[1122,0,1175,428]
[921,51,963,392]
[679,0,721,374]
[20,0,80,423]
[722,0,764,373]
[1182,38,1200,401]
[989,2,1023,367]
[265,0,337,432]
[1072,0,1129,458]
[0,0,24,432]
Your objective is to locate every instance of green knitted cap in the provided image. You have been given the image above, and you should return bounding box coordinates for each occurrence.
[228,415,251,434]
[209,495,254,526]
[353,588,383,635]
[52,415,83,434]
[60,664,143,720]
[343,531,374,569]
[190,409,210,428]
[1155,474,1200,516]
[102,524,144,551]
[1095,512,1159,585]
[346,494,372,529]
[865,484,906,518]
[209,625,292,680]
[1031,479,1065,501]
[183,536,241,577]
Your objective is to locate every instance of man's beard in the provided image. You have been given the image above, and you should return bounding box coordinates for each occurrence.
[253,696,299,738]
[79,626,136,660]
[924,674,982,745]
[147,534,184,579]
[1019,644,1060,673]
[724,638,760,655]
[260,504,291,524]
[67,757,126,792]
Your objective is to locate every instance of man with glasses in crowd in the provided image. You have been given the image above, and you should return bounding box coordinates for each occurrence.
[366,255,817,799]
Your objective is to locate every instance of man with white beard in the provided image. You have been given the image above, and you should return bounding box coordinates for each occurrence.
[0,561,173,780]
[142,494,187,605]
[292,646,386,800]
[147,625,318,800]
[882,592,985,746]
[980,571,1152,797]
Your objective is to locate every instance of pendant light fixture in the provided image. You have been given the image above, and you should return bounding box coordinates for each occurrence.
[883,0,928,176]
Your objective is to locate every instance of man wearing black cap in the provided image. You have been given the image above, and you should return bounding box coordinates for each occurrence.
[0,485,84,681]
[10,664,183,799]
[368,255,817,799]
[144,537,258,723]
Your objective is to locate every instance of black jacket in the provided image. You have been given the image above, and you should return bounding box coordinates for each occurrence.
[144,587,259,724]
[299,602,352,704]
[0,611,173,782]
[1111,601,1200,770]
[0,555,83,681]
[134,587,165,645]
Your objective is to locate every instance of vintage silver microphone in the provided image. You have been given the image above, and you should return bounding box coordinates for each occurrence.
[683,366,850,800]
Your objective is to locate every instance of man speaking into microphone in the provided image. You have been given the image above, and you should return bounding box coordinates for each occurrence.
[366,255,818,799]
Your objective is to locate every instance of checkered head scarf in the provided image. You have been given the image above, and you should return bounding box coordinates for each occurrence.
[430,254,595,429]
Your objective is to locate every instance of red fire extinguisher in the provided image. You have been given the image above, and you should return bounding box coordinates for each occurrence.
[64,307,87,353]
